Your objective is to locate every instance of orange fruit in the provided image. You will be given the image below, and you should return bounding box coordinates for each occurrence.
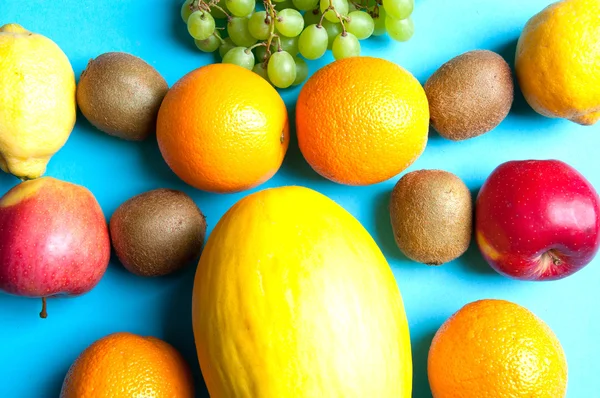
[296,57,429,186]
[157,64,289,193]
[428,299,567,398]
[60,332,194,398]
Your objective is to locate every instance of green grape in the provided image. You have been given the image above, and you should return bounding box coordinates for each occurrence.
[210,0,230,19]
[347,1,358,12]
[195,34,221,52]
[371,6,387,36]
[278,35,299,56]
[274,0,295,10]
[382,0,413,20]
[181,0,193,23]
[320,0,348,23]
[345,11,374,39]
[188,11,216,41]
[253,62,270,81]
[385,15,414,41]
[322,19,342,49]
[218,37,236,58]
[298,24,328,60]
[226,0,254,17]
[222,46,255,69]
[275,9,304,38]
[293,57,309,86]
[268,50,296,88]
[228,17,258,47]
[254,44,269,63]
[248,11,272,40]
[332,32,360,59]
[303,9,322,26]
[293,0,320,11]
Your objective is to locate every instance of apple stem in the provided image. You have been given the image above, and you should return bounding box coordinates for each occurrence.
[548,251,563,266]
[39,297,48,319]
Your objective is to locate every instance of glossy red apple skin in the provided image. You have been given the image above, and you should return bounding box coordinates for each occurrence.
[0,177,110,297]
[476,160,600,281]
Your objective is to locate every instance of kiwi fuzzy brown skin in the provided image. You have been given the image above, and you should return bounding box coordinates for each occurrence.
[425,50,514,141]
[389,170,473,265]
[109,189,207,277]
[76,52,168,141]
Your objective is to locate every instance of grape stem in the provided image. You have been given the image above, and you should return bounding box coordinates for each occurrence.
[319,4,347,34]
[369,4,381,18]
[213,30,225,44]
[191,0,208,12]
[191,0,232,21]
[263,0,278,67]
[351,1,366,10]
[213,4,232,20]
[318,12,326,26]
[249,42,268,51]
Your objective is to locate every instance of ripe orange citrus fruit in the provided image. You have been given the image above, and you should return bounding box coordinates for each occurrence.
[60,332,194,398]
[296,57,429,186]
[428,299,567,398]
[157,64,289,193]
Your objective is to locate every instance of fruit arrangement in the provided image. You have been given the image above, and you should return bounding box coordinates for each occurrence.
[180,0,415,87]
[1,0,600,397]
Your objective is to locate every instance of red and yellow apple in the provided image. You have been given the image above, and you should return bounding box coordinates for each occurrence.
[476,160,600,281]
[0,177,110,317]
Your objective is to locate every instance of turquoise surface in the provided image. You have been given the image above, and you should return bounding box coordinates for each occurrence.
[1,0,599,396]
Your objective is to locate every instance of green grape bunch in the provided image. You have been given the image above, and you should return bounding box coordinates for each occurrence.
[180,0,415,88]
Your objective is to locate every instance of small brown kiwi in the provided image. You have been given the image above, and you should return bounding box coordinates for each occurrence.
[389,170,472,265]
[424,50,514,141]
[77,52,168,141]
[110,189,207,277]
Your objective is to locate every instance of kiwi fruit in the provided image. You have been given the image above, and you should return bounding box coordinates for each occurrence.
[77,52,168,141]
[424,50,514,141]
[110,189,207,277]
[389,170,472,265]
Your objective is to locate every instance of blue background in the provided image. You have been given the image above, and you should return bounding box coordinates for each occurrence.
[1,0,599,396]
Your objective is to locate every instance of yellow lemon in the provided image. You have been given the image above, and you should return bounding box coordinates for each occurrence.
[0,24,76,179]
[515,0,600,125]
[192,186,412,397]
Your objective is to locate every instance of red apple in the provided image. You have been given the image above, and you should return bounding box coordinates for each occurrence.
[476,160,600,281]
[0,177,110,317]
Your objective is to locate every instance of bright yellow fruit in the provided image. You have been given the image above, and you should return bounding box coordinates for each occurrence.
[515,0,600,125]
[192,186,412,397]
[0,24,76,179]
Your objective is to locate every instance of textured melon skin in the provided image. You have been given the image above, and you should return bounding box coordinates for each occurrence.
[193,186,412,398]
